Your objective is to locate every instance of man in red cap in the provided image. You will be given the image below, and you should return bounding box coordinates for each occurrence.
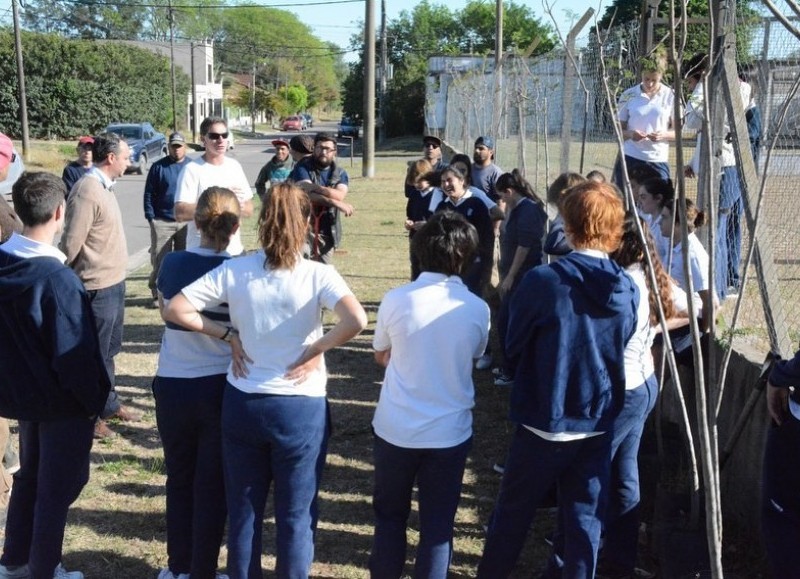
[61,136,94,196]
[255,138,294,201]
[0,132,23,243]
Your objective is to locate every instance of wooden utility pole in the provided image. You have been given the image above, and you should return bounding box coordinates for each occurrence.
[11,0,29,160]
[491,0,503,138]
[168,0,178,133]
[378,0,387,144]
[362,0,376,177]
[190,42,197,142]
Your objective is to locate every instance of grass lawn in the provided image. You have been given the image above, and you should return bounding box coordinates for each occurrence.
[24,155,554,578]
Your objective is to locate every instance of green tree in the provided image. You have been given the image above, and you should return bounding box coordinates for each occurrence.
[22,0,148,39]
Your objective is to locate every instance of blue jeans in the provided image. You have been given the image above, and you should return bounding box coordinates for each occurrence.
[715,166,742,299]
[0,416,94,578]
[222,387,329,579]
[477,426,612,579]
[154,374,227,579]
[87,280,125,417]
[601,376,659,574]
[612,155,671,192]
[762,413,800,578]
[369,435,472,579]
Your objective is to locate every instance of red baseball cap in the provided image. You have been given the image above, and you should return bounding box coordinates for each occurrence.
[78,136,94,146]
[272,139,290,148]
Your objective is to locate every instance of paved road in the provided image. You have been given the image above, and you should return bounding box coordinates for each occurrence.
[120,123,343,274]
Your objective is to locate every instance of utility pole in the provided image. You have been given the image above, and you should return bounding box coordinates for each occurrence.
[11,0,29,160]
[251,63,256,133]
[491,0,503,139]
[362,0,376,177]
[378,0,387,144]
[190,42,197,142]
[168,0,178,133]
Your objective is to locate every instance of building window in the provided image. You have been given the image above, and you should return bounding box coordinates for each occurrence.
[207,63,213,83]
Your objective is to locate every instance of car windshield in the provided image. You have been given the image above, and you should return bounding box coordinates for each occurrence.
[108,126,142,140]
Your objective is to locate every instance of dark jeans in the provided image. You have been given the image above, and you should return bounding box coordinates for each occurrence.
[369,435,472,579]
[0,417,94,578]
[477,426,612,579]
[222,387,329,579]
[612,155,671,193]
[762,413,800,578]
[87,280,125,418]
[715,166,742,299]
[153,374,227,579]
[727,197,743,291]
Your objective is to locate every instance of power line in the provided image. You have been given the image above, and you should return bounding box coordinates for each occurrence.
[62,0,365,9]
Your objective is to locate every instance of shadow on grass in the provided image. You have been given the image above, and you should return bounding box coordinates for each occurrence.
[66,550,156,579]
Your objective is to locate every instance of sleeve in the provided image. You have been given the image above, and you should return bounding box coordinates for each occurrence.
[336,170,350,187]
[684,85,705,131]
[255,165,269,198]
[617,87,634,122]
[544,217,571,256]
[474,301,491,358]
[372,294,392,352]
[61,166,74,193]
[770,350,800,388]
[473,188,497,209]
[143,163,159,220]
[181,261,229,312]
[60,188,98,265]
[48,272,111,415]
[317,264,355,311]
[175,162,200,205]
[505,269,543,362]
[515,204,541,248]
[689,250,710,292]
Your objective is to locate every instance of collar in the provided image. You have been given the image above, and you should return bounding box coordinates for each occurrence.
[444,188,473,207]
[416,271,465,285]
[1,232,67,263]
[573,248,609,260]
[88,166,115,190]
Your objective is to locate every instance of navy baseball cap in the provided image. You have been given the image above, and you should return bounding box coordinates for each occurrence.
[475,136,495,149]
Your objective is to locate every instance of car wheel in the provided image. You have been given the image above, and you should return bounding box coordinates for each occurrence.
[137,152,147,175]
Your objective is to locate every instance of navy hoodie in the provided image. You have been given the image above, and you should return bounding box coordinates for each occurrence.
[0,251,110,420]
[506,251,638,434]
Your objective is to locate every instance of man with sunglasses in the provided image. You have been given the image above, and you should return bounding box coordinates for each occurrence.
[144,132,190,305]
[175,117,253,256]
[422,135,447,172]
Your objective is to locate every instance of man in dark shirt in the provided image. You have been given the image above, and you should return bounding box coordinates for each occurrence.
[144,132,190,303]
[61,136,94,196]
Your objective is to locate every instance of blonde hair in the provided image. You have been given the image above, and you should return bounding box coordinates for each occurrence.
[406,159,433,187]
[547,172,586,205]
[258,182,311,270]
[195,187,240,252]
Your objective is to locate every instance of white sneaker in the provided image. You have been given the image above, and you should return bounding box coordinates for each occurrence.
[52,564,83,579]
[157,570,189,579]
[0,564,29,579]
[475,354,493,370]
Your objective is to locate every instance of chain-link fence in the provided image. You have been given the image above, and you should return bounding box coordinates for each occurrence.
[426,11,800,357]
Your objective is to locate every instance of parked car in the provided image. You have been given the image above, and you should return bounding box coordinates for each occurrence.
[104,122,167,175]
[281,116,305,132]
[300,113,314,129]
[337,116,360,139]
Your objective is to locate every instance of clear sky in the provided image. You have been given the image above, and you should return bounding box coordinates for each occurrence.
[0,0,608,61]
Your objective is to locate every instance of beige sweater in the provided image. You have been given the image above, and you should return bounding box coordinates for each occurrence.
[60,174,127,290]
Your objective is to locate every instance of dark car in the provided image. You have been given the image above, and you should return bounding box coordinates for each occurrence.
[281,116,304,132]
[337,116,360,139]
[105,122,167,175]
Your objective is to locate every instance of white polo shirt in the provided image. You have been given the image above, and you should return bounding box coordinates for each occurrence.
[618,83,675,163]
[372,272,490,448]
[666,232,710,294]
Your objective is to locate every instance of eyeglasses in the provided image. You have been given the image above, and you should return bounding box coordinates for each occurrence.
[424,143,440,149]
[316,146,336,153]
[206,132,229,141]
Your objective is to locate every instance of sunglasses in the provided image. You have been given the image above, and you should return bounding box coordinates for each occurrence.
[206,132,229,141]
[424,143,440,149]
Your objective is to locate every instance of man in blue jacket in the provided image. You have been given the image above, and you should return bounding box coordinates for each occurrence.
[144,131,190,303]
[0,172,110,579]
[478,181,638,579]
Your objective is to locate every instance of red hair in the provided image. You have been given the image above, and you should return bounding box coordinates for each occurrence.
[560,181,625,253]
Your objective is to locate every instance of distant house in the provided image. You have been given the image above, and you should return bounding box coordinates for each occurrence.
[119,40,222,139]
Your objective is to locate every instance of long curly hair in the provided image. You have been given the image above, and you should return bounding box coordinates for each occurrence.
[612,212,676,326]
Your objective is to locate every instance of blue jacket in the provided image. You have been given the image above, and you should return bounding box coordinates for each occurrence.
[0,251,111,420]
[144,156,190,221]
[506,251,638,433]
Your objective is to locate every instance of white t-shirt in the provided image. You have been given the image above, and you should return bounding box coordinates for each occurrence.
[685,81,749,169]
[624,265,655,390]
[372,272,490,448]
[618,83,675,163]
[181,252,353,396]
[667,232,710,294]
[175,156,253,255]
